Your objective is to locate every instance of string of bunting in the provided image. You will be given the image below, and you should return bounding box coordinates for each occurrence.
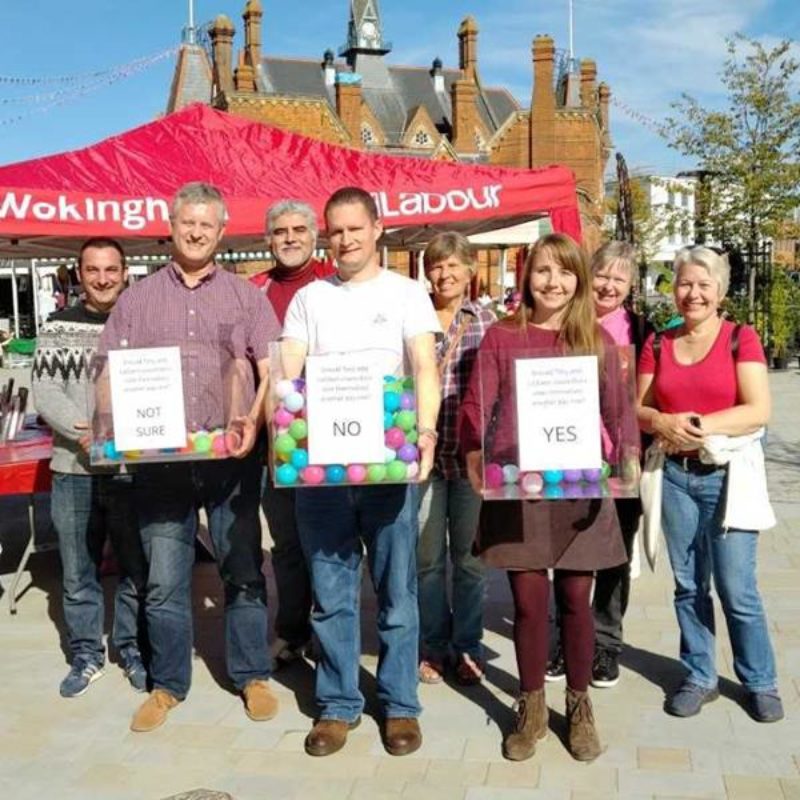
[0,47,178,126]
[610,95,670,140]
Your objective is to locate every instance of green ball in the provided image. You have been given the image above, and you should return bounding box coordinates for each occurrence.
[193,433,212,453]
[386,460,407,481]
[402,376,415,390]
[395,410,416,432]
[288,418,308,441]
[274,433,297,456]
[601,460,612,479]
[406,429,418,444]
[367,463,387,483]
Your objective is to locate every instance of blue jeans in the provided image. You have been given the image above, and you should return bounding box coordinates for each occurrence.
[135,449,269,699]
[51,472,147,665]
[417,474,484,661]
[661,459,778,693]
[261,470,312,647]
[296,483,421,722]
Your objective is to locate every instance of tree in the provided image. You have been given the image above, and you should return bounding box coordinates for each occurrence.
[666,35,800,245]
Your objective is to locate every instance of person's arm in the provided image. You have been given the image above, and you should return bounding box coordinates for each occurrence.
[407,332,440,482]
[636,371,704,452]
[227,357,270,459]
[696,361,770,436]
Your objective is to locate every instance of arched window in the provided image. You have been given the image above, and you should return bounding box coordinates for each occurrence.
[361,123,376,145]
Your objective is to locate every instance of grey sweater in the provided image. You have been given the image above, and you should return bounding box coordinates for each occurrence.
[31,304,117,476]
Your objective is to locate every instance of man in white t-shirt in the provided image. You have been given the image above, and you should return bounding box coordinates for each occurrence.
[282,187,440,758]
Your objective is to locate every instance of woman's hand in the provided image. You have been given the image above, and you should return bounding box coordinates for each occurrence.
[465,450,484,495]
[651,411,704,451]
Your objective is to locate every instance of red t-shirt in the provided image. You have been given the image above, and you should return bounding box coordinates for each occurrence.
[638,321,766,414]
[249,258,335,324]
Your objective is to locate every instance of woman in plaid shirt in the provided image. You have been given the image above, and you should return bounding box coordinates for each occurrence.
[417,233,496,686]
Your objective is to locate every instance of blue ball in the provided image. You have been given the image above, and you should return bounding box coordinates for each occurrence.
[384,411,394,430]
[276,463,299,486]
[383,391,401,413]
[325,464,346,483]
[544,484,565,499]
[543,469,564,485]
[290,448,309,469]
[103,440,120,460]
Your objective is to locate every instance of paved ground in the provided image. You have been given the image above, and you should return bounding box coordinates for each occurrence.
[1,370,799,800]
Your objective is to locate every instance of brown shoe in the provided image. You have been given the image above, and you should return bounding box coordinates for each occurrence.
[503,688,549,761]
[242,679,279,721]
[304,717,361,757]
[565,687,603,762]
[130,689,180,732]
[383,717,422,756]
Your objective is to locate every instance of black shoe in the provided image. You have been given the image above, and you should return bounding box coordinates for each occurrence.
[545,650,565,683]
[591,649,620,688]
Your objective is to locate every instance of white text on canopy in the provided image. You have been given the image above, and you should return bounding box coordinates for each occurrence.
[515,355,601,471]
[108,347,187,451]
[306,352,385,465]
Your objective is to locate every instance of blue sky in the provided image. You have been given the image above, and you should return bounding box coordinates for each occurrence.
[1,0,798,176]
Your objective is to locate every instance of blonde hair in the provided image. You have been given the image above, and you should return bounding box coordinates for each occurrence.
[423,232,476,274]
[673,246,730,297]
[590,240,637,287]
[509,233,604,356]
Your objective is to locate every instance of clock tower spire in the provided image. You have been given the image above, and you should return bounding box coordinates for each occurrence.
[341,0,391,65]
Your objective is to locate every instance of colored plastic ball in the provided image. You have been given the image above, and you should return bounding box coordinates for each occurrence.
[225,431,241,453]
[484,463,504,489]
[384,447,397,464]
[402,376,415,390]
[520,472,544,494]
[564,483,584,499]
[325,464,346,483]
[582,468,601,482]
[544,484,565,499]
[406,429,418,444]
[384,411,394,430]
[284,392,305,413]
[290,448,309,469]
[124,450,142,460]
[400,392,416,411]
[276,379,295,399]
[347,464,367,483]
[383,375,396,383]
[276,463,299,486]
[395,410,416,432]
[273,406,295,428]
[211,433,229,457]
[386,460,408,481]
[397,443,419,463]
[367,464,387,483]
[385,427,405,449]
[274,433,297,461]
[563,469,583,483]
[292,378,306,392]
[502,464,520,484]
[301,465,325,485]
[289,419,308,441]
[601,460,612,479]
[193,432,212,454]
[383,391,401,413]
[406,462,419,479]
[103,440,120,460]
[543,469,564,485]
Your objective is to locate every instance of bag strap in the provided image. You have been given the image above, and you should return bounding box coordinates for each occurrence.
[438,313,470,380]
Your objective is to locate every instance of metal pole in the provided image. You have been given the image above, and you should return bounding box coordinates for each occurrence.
[187,0,196,44]
[568,0,574,62]
[31,259,40,336]
[10,259,20,338]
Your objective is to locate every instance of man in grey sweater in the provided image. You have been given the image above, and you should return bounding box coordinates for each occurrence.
[32,238,148,698]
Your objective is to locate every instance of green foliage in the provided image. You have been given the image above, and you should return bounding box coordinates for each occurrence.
[666,35,800,244]
[769,268,800,356]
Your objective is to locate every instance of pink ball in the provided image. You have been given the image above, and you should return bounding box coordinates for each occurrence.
[211,433,229,457]
[406,462,420,479]
[521,472,544,494]
[274,407,295,428]
[224,430,241,452]
[385,427,406,450]
[484,462,504,489]
[301,465,325,485]
[347,464,367,483]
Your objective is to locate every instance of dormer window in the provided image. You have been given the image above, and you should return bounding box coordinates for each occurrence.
[361,122,376,145]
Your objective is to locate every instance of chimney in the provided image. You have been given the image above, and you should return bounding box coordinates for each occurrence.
[336,73,363,146]
[210,15,235,95]
[580,58,597,108]
[430,57,445,94]
[530,35,556,167]
[322,49,336,88]
[598,82,610,132]
[234,49,256,93]
[457,16,479,82]
[451,78,479,153]
[243,0,263,70]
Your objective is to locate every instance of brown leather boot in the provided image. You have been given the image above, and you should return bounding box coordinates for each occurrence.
[565,687,603,762]
[383,718,422,756]
[503,688,548,761]
[304,717,361,756]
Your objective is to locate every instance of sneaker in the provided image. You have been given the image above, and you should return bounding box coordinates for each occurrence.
[59,658,105,698]
[122,652,148,693]
[455,653,485,686]
[748,691,784,723]
[545,650,566,683]
[591,649,620,688]
[665,681,720,717]
[269,637,309,670]
[130,689,180,732]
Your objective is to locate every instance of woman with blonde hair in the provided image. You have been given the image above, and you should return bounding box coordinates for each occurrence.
[461,233,635,762]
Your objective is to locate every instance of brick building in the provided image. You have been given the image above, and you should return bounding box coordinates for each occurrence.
[167,0,612,258]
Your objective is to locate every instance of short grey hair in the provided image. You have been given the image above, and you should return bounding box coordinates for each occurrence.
[171,182,228,224]
[590,241,637,283]
[673,246,730,297]
[266,199,318,238]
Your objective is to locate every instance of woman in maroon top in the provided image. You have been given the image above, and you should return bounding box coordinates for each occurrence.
[460,234,632,763]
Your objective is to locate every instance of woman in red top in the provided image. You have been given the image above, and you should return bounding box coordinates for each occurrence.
[461,234,634,763]
[637,246,783,723]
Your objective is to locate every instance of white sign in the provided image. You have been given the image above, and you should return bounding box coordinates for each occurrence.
[108,347,187,451]
[515,355,601,471]
[306,352,385,465]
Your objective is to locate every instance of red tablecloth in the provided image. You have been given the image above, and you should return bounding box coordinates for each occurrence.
[0,434,53,495]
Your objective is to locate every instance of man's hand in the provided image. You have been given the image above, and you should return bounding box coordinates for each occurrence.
[417,430,436,481]
[74,421,92,454]
[465,450,484,495]
[226,415,256,459]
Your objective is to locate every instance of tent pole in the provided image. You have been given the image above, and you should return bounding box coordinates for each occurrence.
[31,259,40,336]
[499,247,508,296]
[417,250,425,285]
[10,259,20,338]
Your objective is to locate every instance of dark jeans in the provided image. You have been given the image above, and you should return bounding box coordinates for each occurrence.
[51,472,147,664]
[261,470,312,647]
[135,449,269,699]
[592,498,641,654]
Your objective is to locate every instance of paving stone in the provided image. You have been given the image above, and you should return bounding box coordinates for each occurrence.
[637,746,691,771]
[723,774,785,799]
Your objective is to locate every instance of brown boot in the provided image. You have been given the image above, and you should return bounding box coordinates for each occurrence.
[304,717,361,756]
[565,687,603,762]
[503,688,548,761]
[130,689,180,732]
[242,679,279,721]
